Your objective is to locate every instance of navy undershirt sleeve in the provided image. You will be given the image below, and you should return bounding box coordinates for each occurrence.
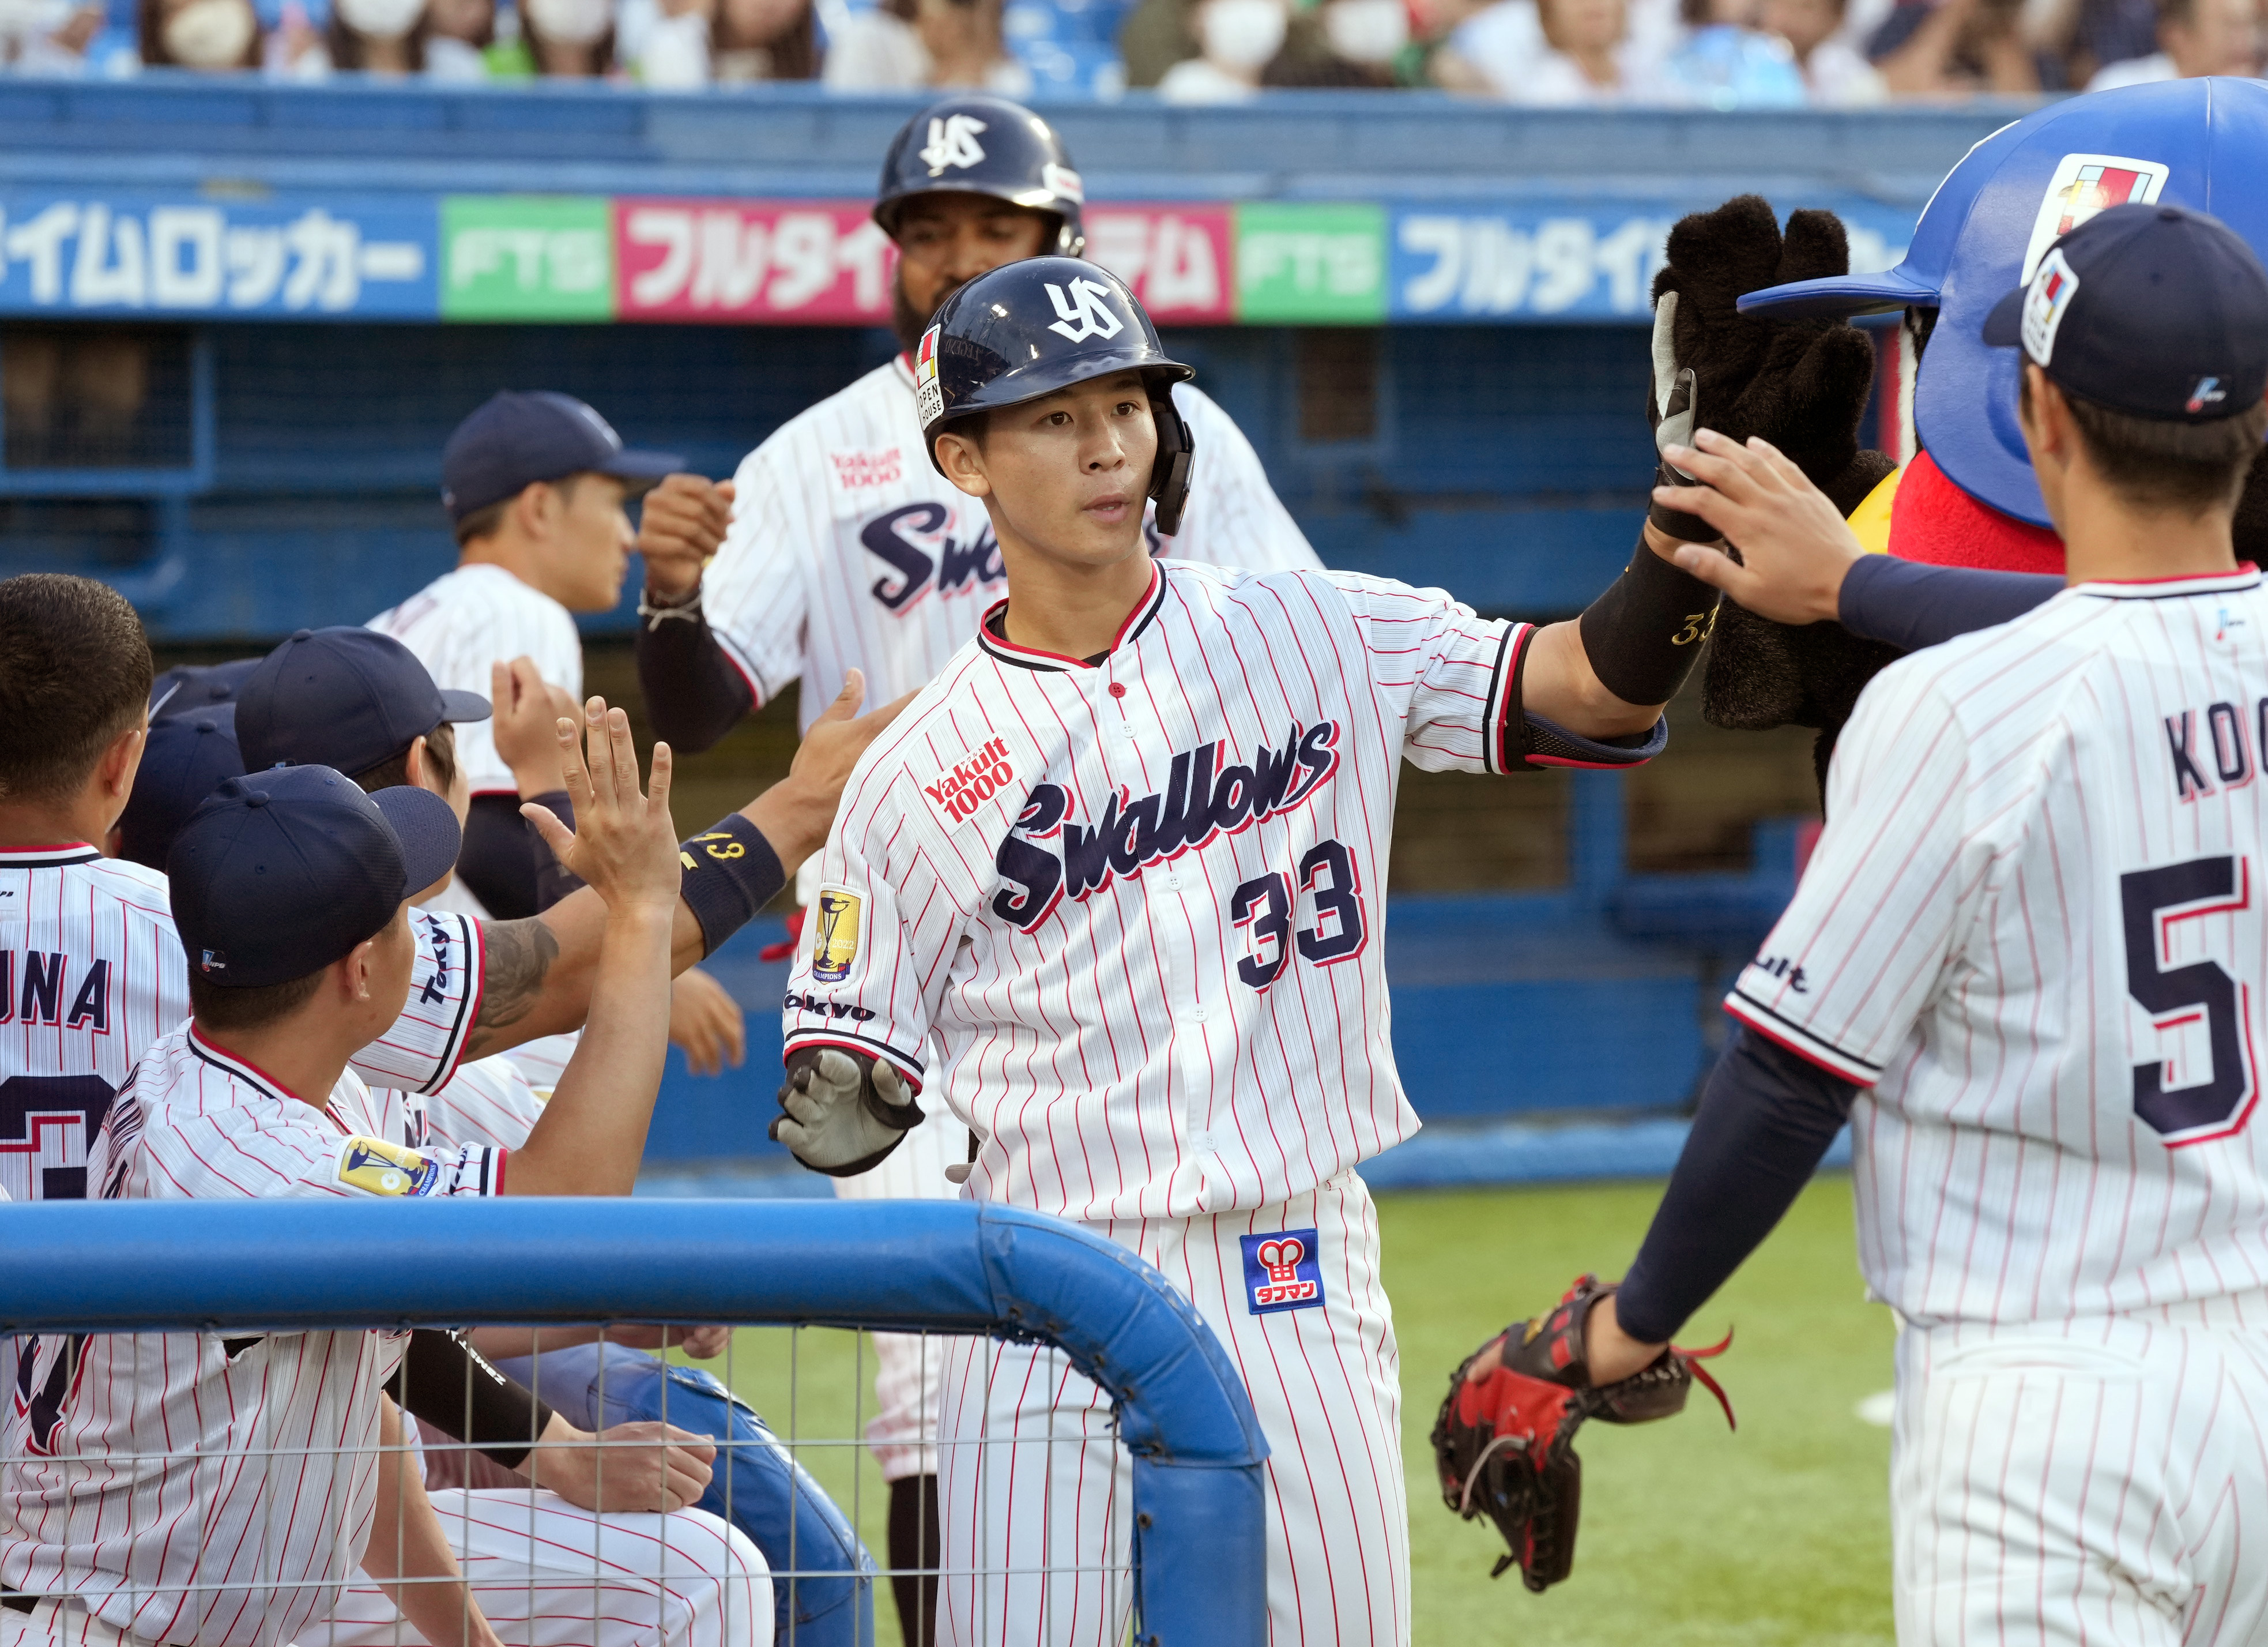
[1614,1026,1859,1346]
[636,600,756,754]
[1838,555,2063,653]
[456,792,581,920]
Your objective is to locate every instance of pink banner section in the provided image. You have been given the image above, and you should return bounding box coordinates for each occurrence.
[617,199,896,322]
[1084,205,1234,323]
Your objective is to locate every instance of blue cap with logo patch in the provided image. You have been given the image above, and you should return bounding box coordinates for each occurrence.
[440,391,682,524]
[168,765,461,989]
[1735,78,2268,525]
[1982,202,2268,424]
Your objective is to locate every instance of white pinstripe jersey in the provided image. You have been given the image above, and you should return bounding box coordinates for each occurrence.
[405,1052,548,1154]
[0,847,481,1206]
[370,563,585,797]
[1730,567,2268,1328]
[700,362,1320,734]
[1,1025,501,1647]
[783,560,1538,1220]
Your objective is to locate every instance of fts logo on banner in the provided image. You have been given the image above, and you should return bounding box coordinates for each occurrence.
[811,886,866,984]
[1241,1229,1324,1314]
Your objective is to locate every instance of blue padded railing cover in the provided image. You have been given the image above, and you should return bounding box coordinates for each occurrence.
[0,1197,1268,1647]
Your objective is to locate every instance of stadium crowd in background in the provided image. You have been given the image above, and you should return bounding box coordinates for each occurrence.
[0,0,2251,100]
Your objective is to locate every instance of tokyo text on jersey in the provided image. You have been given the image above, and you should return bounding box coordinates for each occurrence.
[1,1026,500,1647]
[0,847,481,1206]
[783,560,1542,1221]
[1729,566,2268,1326]
[371,565,585,797]
[702,367,1319,733]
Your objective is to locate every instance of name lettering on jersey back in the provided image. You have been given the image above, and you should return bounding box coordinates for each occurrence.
[2166,700,2267,802]
[0,952,111,1032]
[925,737,1016,829]
[831,449,903,492]
[992,721,1342,931]
[864,502,1005,614]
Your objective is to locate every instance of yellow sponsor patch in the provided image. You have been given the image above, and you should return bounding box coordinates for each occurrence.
[810,886,865,985]
[336,1134,441,1198]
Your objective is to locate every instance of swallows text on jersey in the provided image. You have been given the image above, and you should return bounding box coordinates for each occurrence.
[864,503,1004,614]
[992,721,1343,931]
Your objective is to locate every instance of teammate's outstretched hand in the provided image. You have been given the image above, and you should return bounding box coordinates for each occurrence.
[522,697,680,917]
[528,1419,718,1515]
[605,1323,734,1359]
[667,965,747,1077]
[1653,428,1866,626]
[490,657,574,796]
[638,474,735,602]
[756,670,920,868]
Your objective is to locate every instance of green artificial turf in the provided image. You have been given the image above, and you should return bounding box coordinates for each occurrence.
[698,1175,1896,1647]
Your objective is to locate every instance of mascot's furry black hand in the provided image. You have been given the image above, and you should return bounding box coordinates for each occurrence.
[1646,195,1902,791]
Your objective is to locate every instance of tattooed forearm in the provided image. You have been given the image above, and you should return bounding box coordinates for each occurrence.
[466,916,560,1058]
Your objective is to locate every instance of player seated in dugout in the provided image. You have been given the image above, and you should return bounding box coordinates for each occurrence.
[0,710,776,1647]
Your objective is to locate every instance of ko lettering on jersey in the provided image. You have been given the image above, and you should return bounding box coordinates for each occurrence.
[371,563,585,796]
[1726,567,2268,1328]
[783,561,1538,1221]
[700,362,1321,733]
[0,843,484,1206]
[2,1025,500,1647]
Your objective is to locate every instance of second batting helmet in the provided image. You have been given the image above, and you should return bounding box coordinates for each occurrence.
[873,95,1086,258]
[914,256,1197,535]
[1738,77,2268,528]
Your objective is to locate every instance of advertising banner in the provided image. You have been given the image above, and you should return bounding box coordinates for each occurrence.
[439,195,613,322]
[1234,202,1389,324]
[1084,205,1235,324]
[616,200,895,323]
[0,193,434,319]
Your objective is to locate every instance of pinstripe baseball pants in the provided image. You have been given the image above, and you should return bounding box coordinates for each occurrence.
[932,1170,1408,1647]
[1893,1311,2268,1646]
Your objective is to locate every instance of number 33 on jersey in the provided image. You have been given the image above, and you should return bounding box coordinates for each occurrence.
[783,560,1549,1223]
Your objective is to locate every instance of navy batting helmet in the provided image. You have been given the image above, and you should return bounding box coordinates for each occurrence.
[873,95,1086,258]
[1739,78,2268,528]
[915,257,1196,535]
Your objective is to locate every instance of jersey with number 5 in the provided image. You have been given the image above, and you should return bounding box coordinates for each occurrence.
[1729,566,2268,1328]
[783,560,1544,1222]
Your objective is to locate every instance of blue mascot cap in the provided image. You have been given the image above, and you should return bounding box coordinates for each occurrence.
[1738,77,2268,528]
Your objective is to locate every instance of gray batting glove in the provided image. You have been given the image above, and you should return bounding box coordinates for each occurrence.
[770,1048,921,1175]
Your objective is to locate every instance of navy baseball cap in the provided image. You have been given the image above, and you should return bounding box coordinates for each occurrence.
[149,658,260,721]
[1735,77,2268,525]
[1983,203,2268,422]
[441,391,682,524]
[116,709,244,872]
[169,766,461,988]
[235,627,489,778]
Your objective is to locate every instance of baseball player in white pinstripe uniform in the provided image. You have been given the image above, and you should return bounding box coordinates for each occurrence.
[632,99,1322,1630]
[1536,204,2268,1644]
[764,256,1728,1646]
[3,704,775,1647]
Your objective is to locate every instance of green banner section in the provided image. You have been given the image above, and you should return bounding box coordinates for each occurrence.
[1232,202,1388,324]
[440,195,614,321]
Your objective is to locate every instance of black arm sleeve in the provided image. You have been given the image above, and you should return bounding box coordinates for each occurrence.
[636,603,757,754]
[1613,1026,1858,1346]
[456,793,582,922]
[1838,555,2063,653]
[391,1329,556,1471]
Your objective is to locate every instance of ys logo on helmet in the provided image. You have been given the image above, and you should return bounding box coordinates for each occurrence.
[919,114,988,175]
[1046,279,1124,344]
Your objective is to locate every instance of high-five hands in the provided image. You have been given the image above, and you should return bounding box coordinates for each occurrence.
[521,698,681,917]
[1652,428,1868,627]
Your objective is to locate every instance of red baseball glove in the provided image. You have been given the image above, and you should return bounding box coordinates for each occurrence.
[1431,1274,1733,1592]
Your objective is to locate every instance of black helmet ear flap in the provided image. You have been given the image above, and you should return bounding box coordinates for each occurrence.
[1148,392,1194,538]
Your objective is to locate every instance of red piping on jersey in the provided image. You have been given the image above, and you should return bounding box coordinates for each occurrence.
[189,1024,328,1112]
[2075,563,2261,589]
[0,842,101,866]
[782,1032,927,1094]
[1721,998,1878,1088]
[454,915,486,1088]
[977,563,1165,671]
